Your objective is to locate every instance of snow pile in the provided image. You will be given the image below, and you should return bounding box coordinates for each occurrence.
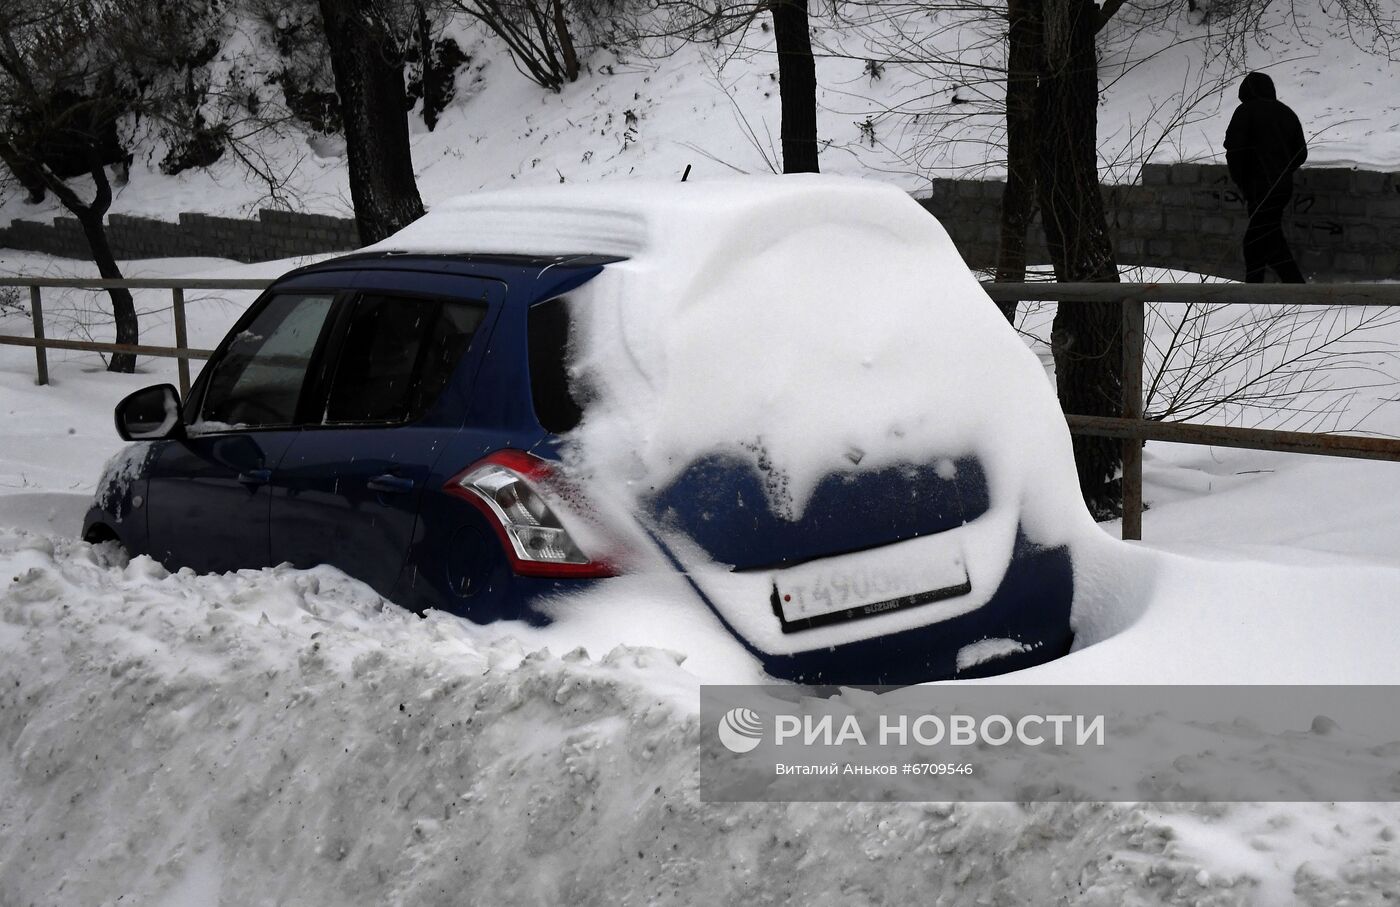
[5,528,1400,905]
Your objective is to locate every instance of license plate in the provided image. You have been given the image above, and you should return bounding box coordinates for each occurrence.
[772,545,970,633]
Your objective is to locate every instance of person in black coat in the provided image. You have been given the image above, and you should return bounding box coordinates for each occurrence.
[1224,72,1308,282]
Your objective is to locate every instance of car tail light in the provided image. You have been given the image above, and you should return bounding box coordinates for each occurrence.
[445,450,616,578]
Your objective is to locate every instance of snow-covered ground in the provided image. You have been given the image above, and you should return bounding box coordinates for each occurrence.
[4,240,1400,903]
[6,531,1400,907]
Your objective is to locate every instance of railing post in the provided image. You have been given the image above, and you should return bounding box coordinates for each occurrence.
[171,287,190,397]
[29,285,48,386]
[1121,296,1144,540]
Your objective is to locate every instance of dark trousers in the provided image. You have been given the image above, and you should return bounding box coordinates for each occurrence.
[1243,185,1305,283]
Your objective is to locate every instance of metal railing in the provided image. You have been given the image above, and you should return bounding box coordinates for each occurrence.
[983,282,1400,539]
[4,276,1400,541]
[0,277,271,396]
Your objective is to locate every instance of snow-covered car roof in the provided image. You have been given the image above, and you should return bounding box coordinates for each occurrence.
[375,175,1094,561]
[366,174,932,259]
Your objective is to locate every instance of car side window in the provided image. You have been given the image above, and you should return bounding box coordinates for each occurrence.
[321,294,486,426]
[196,293,336,430]
[527,296,586,433]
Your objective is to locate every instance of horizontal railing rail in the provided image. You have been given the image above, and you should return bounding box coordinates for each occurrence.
[984,281,1400,539]
[3,276,1398,541]
[0,277,274,290]
[0,335,214,360]
[982,282,1400,307]
[0,277,272,394]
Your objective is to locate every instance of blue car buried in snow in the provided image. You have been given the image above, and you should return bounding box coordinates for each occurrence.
[84,176,1083,684]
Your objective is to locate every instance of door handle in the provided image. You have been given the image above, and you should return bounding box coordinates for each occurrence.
[237,468,272,486]
[367,474,415,494]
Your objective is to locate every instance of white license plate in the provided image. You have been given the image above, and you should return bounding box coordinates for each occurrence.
[774,544,970,632]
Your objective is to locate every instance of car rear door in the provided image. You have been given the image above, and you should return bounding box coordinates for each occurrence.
[145,289,340,573]
[269,273,504,600]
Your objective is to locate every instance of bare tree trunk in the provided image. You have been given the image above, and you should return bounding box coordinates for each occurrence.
[318,0,425,244]
[551,0,580,82]
[75,209,139,374]
[415,2,440,131]
[26,147,138,373]
[1035,0,1123,519]
[994,0,1041,323]
[771,0,819,173]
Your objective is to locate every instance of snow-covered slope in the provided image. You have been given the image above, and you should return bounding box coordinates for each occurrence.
[1,0,1394,228]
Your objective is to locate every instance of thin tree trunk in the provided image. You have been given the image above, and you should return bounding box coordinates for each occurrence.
[551,0,580,83]
[76,208,139,374]
[416,3,439,131]
[28,146,138,374]
[318,0,425,244]
[995,0,1041,323]
[771,0,819,174]
[527,1,565,79]
[1034,0,1123,519]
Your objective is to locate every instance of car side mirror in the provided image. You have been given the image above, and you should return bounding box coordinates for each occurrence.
[114,384,185,441]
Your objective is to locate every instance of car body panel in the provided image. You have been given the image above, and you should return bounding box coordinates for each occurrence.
[401,432,590,624]
[272,426,445,595]
[145,431,299,572]
[83,442,157,550]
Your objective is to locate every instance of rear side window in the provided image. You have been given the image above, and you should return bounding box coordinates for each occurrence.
[198,293,336,429]
[321,294,486,425]
[528,297,585,433]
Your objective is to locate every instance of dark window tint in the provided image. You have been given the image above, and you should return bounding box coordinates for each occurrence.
[528,297,585,433]
[322,294,486,425]
[199,293,335,429]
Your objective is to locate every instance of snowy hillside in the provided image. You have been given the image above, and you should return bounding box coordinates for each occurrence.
[1,0,1397,228]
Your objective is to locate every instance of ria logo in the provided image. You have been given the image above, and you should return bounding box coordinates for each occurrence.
[717,707,765,754]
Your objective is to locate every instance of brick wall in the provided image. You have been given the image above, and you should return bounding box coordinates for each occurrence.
[4,164,1399,279]
[922,163,1400,281]
[0,208,359,263]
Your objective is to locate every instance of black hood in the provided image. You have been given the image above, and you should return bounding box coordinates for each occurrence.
[1239,72,1277,102]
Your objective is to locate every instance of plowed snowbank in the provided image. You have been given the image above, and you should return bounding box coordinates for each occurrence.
[5,529,1400,906]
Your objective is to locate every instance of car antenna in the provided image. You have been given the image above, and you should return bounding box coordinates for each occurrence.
[681,164,692,182]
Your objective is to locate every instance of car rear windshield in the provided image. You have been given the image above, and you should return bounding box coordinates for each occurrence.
[527,296,585,433]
